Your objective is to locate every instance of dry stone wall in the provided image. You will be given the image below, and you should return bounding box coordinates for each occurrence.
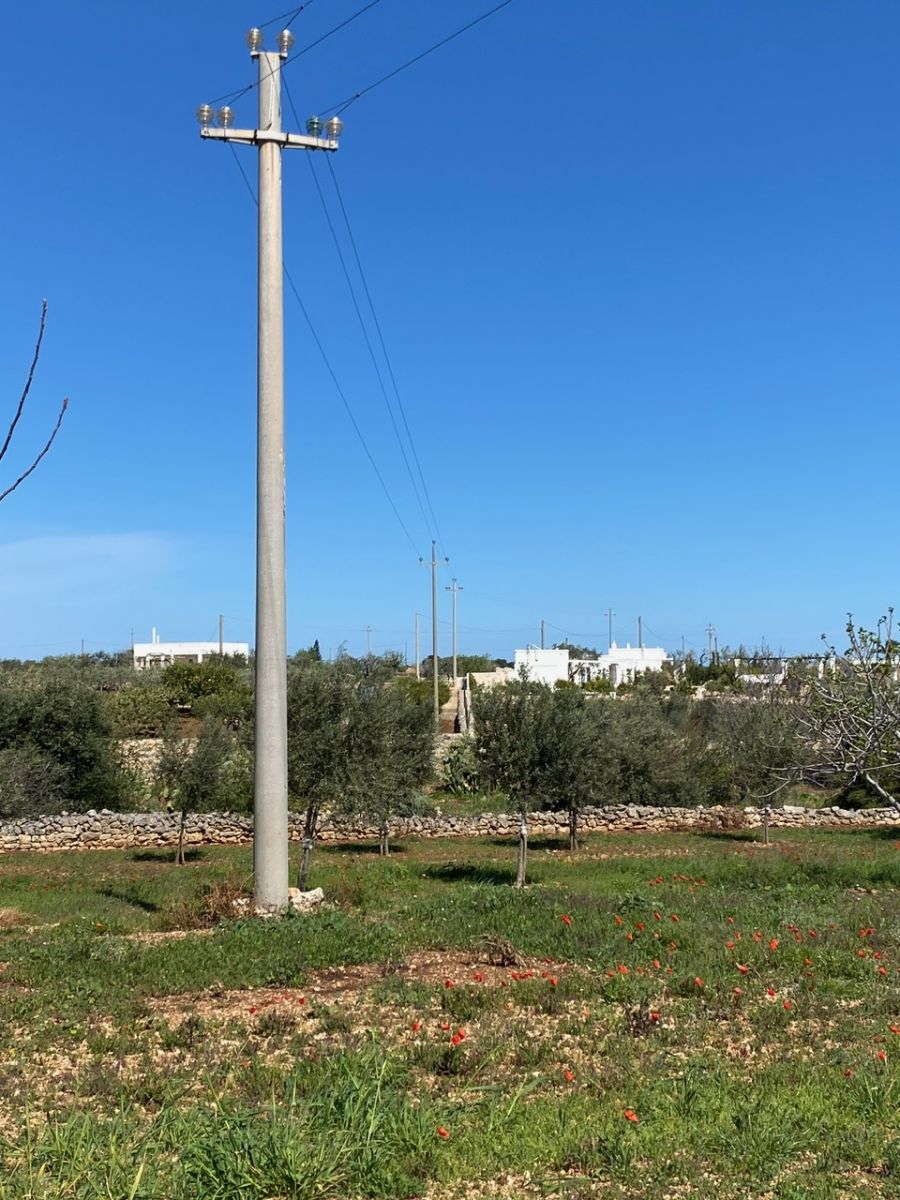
[1,804,898,853]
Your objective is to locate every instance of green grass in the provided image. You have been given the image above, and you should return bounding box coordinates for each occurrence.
[1,827,899,1197]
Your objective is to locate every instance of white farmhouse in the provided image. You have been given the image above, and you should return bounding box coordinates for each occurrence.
[133,628,249,670]
[514,642,670,689]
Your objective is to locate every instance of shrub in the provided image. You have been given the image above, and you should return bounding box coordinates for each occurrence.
[103,683,172,738]
[0,744,68,819]
[0,679,127,812]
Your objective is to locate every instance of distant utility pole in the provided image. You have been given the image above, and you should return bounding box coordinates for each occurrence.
[540,618,545,650]
[197,27,343,913]
[706,623,716,664]
[218,614,224,657]
[681,634,685,658]
[421,541,448,728]
[606,607,615,651]
[414,613,421,681]
[445,579,463,680]
[365,625,372,658]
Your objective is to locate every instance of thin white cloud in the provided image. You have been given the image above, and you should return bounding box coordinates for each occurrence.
[0,532,176,599]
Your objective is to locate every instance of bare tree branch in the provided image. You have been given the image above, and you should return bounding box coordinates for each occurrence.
[2,300,68,503]
[0,396,68,504]
[1,300,48,465]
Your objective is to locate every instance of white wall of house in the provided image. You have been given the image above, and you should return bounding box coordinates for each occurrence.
[513,646,570,686]
[133,630,249,670]
[514,643,670,688]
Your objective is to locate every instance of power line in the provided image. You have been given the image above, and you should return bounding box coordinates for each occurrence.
[209,0,385,109]
[323,155,446,556]
[227,146,423,557]
[259,1,318,30]
[320,0,518,115]
[289,98,436,545]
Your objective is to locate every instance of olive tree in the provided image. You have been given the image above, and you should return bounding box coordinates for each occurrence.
[287,662,434,886]
[473,680,599,884]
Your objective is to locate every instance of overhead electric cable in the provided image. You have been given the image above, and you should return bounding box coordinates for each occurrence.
[208,0,385,108]
[227,146,423,557]
[292,116,435,544]
[319,0,517,115]
[323,155,446,556]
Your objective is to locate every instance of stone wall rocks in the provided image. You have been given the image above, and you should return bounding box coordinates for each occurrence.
[0,804,898,853]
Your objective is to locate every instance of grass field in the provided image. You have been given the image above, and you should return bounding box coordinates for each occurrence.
[1,827,899,1199]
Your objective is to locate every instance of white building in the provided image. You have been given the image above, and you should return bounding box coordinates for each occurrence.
[514,642,670,689]
[133,628,249,670]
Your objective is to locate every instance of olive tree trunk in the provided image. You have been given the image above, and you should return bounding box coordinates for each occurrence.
[515,813,528,888]
[174,804,187,866]
[379,819,390,857]
[568,806,578,852]
[296,803,319,890]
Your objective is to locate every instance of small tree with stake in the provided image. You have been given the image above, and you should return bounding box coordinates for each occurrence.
[2,302,68,504]
[473,679,600,885]
[287,661,434,886]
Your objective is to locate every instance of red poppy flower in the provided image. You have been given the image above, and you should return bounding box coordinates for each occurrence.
[694,976,704,988]
[549,976,558,987]
[615,915,624,926]
[671,914,681,923]
[890,1024,900,1035]
[766,987,777,997]
[650,1010,660,1022]
[768,939,779,951]
[623,1109,639,1123]
[733,986,744,996]
[248,1006,257,1014]
[876,1050,887,1063]
[727,916,735,924]
[808,928,817,938]
[753,931,763,943]
[626,932,634,943]
[450,1033,462,1046]
[737,964,749,975]
[844,1068,854,1078]
[726,940,736,951]
[561,914,573,927]
[653,911,662,921]
[635,921,645,932]
[652,959,661,970]
[783,1000,792,1011]
[444,979,454,989]
[472,971,484,983]
[617,964,629,975]
[440,1021,450,1031]
[564,1069,575,1082]
[411,1021,422,1033]
[857,949,868,958]
[878,967,888,977]
[437,1126,450,1139]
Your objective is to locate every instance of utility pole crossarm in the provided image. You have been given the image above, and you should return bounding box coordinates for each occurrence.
[200,128,339,151]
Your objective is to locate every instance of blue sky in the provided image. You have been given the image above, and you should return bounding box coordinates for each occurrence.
[2,1,899,661]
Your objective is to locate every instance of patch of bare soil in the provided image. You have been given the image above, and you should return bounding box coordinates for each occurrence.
[147,948,576,1025]
[0,907,25,928]
[124,928,214,945]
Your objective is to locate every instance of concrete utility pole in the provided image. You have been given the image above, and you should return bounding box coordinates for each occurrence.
[421,542,448,728]
[445,578,463,681]
[706,623,716,664]
[365,625,372,658]
[638,615,642,650]
[414,613,421,681]
[218,614,225,657]
[606,607,615,651]
[540,618,545,650]
[197,29,342,912]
